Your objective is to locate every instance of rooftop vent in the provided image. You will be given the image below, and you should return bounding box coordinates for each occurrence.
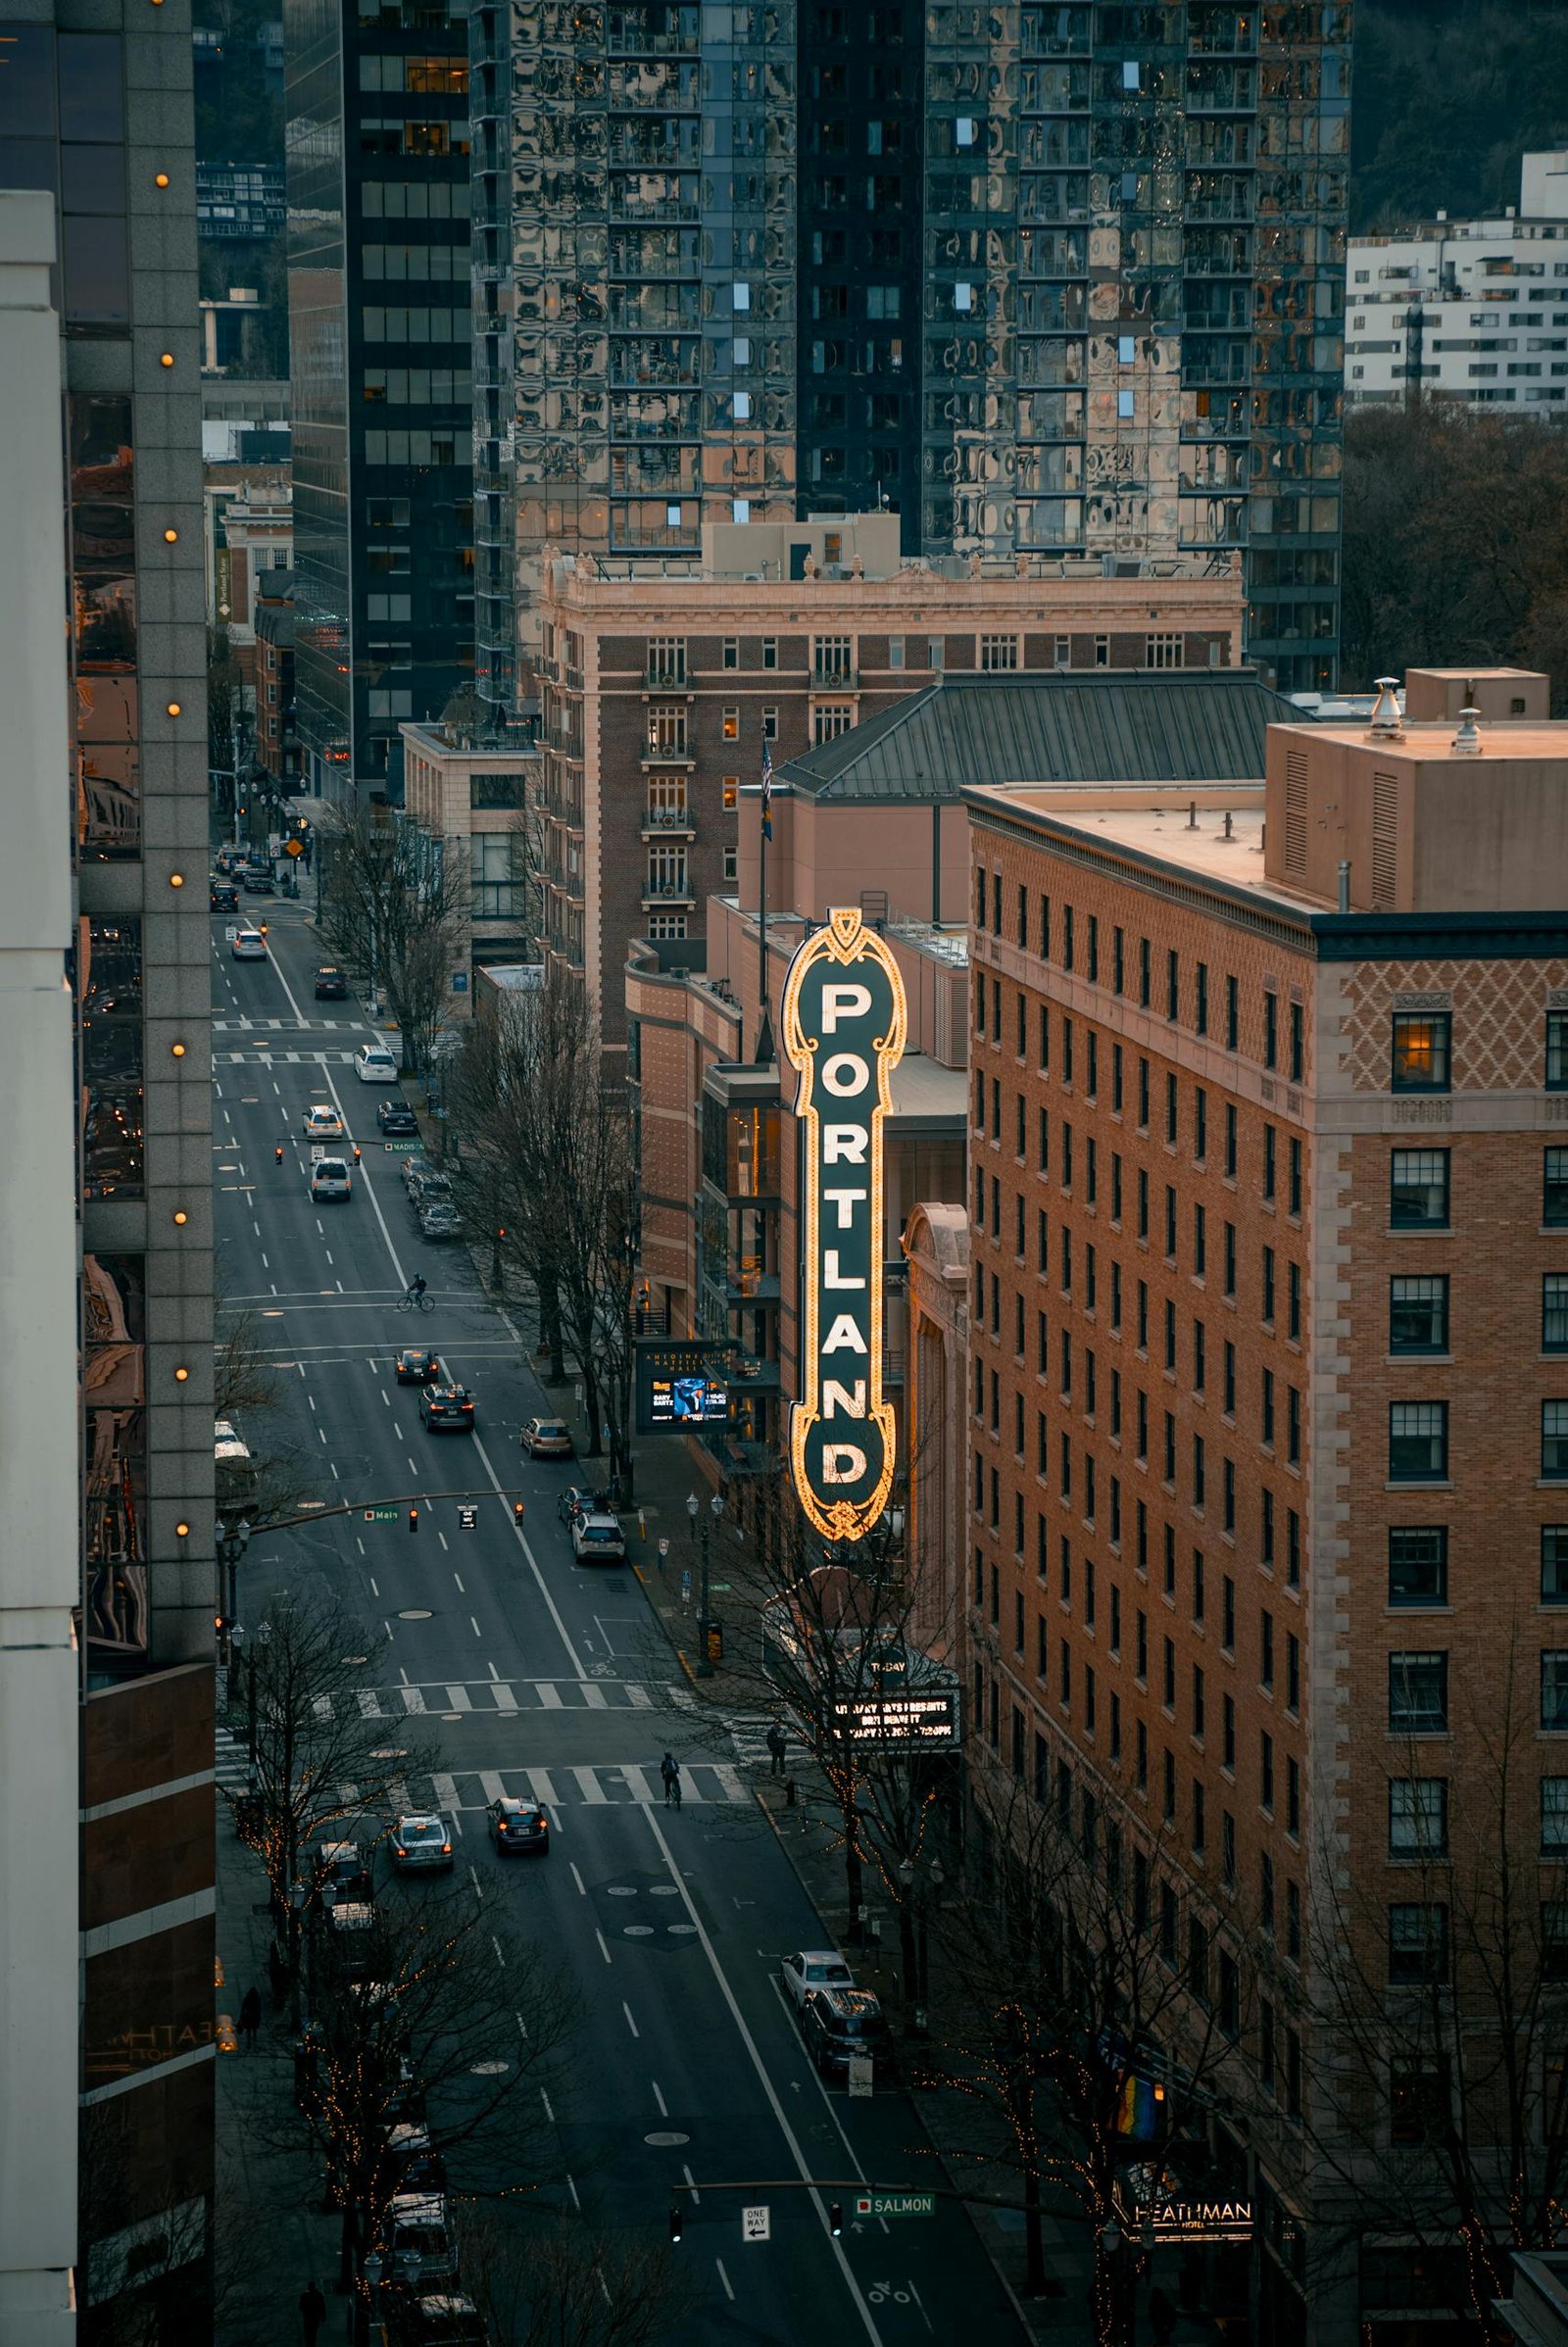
[1365,675,1404,742]
[1450,703,1483,758]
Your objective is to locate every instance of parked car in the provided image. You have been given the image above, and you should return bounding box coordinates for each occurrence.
[800,1986,892,2083]
[210,881,239,912]
[780,1950,856,2014]
[243,866,276,895]
[390,1815,453,1874]
[317,1838,373,1903]
[570,1510,626,1565]
[419,1202,462,1243]
[520,1416,573,1459]
[486,1796,550,1857]
[309,1155,352,1201]
[355,1044,400,1085]
[394,1347,440,1386]
[322,1900,375,1976]
[314,964,348,1000]
[378,1099,417,1137]
[364,2194,458,2292]
[556,1485,612,1526]
[382,2121,446,2199]
[230,928,268,960]
[388,2293,487,2347]
[302,1102,345,1139]
[418,1383,473,1433]
[407,1168,453,1210]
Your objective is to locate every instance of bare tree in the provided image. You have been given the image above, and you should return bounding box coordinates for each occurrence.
[928,1761,1239,2339]
[315,803,469,1073]
[1304,1637,1568,2337]
[215,1288,322,1533]
[235,1589,439,1989]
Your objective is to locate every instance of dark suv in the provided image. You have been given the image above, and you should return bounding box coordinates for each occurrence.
[314,964,348,1000]
[800,1987,892,2083]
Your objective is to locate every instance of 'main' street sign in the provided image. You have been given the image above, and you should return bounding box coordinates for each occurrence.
[782,908,907,1544]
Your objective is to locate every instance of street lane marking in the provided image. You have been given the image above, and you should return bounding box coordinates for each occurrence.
[569,1863,587,1897]
[569,1767,611,1805]
[357,1691,382,1718]
[715,2261,735,2304]
[492,1683,517,1711]
[582,1684,608,1710]
[400,1687,427,1713]
[621,1765,658,1807]
[524,1768,558,1808]
[479,1772,506,1802]
[642,1806,886,2347]
[652,2079,667,2116]
[433,1772,459,1810]
[538,1684,564,1709]
[445,1687,472,1711]
[595,1931,612,1966]
[622,2002,639,2039]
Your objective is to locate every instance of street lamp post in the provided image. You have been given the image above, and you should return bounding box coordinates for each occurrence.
[686,1488,723,1678]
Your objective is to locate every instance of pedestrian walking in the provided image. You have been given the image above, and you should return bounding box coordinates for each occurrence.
[299,2278,327,2346]
[661,1752,681,1809]
[765,1721,787,1778]
[238,1984,262,2052]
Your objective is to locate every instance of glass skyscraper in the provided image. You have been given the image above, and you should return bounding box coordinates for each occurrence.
[472,1,1348,718]
[287,0,475,799]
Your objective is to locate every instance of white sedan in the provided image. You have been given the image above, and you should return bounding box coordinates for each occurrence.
[780,1949,856,2014]
[302,1102,345,1140]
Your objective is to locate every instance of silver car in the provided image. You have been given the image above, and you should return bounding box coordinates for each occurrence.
[390,1814,453,1874]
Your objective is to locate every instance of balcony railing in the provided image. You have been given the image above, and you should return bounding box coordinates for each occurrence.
[641,880,694,907]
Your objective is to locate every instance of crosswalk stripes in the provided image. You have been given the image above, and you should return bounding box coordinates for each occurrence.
[215,1726,252,1790]
[320,1678,662,1720]
[364,1762,754,1818]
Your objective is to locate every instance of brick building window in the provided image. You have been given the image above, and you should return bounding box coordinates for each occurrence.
[1389,1650,1448,1734]
[812,634,854,684]
[1548,1010,1568,1090]
[1392,1012,1451,1094]
[813,703,854,743]
[1543,1777,1568,1853]
[1390,1276,1448,1354]
[1545,1276,1568,1353]
[1226,973,1239,1050]
[1389,1904,1448,1983]
[980,632,1019,670]
[1544,1652,1568,1731]
[1392,1149,1450,1228]
[1390,1401,1447,1482]
[1546,1403,1568,1481]
[1390,1528,1447,1606]
[1390,1778,1448,1858]
[1544,1529,1568,1604]
[1147,632,1184,668]
[646,636,686,685]
[1546,1149,1568,1227]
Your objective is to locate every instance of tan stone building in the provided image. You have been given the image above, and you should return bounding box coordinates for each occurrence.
[546,513,1245,1050]
[962,677,1568,2337]
[400,703,542,1006]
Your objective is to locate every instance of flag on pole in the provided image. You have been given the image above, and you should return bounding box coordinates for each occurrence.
[760,738,773,841]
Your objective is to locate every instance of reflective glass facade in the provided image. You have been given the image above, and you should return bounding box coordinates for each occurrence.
[287,0,476,796]
[480,0,1347,709]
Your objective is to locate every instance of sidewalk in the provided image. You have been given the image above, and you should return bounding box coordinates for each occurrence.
[214,1791,353,2344]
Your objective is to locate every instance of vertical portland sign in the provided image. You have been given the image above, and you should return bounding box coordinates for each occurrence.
[781,908,907,1543]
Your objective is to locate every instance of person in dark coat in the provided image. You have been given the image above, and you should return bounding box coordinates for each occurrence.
[238,1985,262,2051]
[766,1722,788,1777]
[299,2278,327,2344]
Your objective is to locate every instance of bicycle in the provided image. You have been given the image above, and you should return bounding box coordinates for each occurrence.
[397,1290,435,1315]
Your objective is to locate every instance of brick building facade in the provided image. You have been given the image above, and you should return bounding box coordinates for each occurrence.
[545,513,1243,1051]
[962,686,1568,2336]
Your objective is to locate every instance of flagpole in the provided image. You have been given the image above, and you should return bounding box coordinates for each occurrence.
[756,740,774,1063]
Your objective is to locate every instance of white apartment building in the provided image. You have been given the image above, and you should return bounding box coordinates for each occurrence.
[1346,151,1568,409]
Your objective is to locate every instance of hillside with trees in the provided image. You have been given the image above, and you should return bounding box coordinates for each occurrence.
[1352,0,1568,232]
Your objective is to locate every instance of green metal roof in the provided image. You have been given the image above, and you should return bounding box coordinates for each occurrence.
[778,669,1297,804]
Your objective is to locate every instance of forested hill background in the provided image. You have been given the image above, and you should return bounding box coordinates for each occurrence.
[1352,0,1568,232]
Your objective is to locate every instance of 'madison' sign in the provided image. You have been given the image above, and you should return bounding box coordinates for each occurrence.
[782,908,907,1543]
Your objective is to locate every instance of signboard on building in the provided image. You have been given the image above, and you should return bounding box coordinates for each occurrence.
[781,908,906,1544]
[635,1340,731,1435]
[1137,2199,1254,2247]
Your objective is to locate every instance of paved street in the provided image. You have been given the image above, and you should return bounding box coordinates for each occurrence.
[211,897,1030,2346]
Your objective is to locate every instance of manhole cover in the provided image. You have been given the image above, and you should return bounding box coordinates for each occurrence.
[644,2130,690,2147]
[624,1925,654,1937]
[648,1884,679,1897]
[442,1713,462,1722]
[369,1748,408,1761]
[667,1924,697,1936]
[342,1654,368,1665]
[471,2060,509,2077]
[397,1608,433,1621]
[606,1885,638,1898]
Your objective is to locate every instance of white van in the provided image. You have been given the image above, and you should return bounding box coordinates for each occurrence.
[310,1155,352,1200]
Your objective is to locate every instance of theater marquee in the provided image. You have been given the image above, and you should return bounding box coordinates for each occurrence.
[782,908,907,1543]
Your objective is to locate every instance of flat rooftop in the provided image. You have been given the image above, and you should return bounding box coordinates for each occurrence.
[973,786,1314,914]
[1285,721,1568,763]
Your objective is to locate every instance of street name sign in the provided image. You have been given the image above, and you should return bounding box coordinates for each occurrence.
[364,1506,399,1523]
[854,2192,934,2220]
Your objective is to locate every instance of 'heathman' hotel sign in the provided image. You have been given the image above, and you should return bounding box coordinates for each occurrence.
[782,909,907,1544]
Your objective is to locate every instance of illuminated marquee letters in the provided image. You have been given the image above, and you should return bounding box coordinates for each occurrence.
[782,908,907,1541]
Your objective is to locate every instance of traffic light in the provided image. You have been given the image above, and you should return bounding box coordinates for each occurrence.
[513,1500,525,1526]
[409,1505,419,1535]
[829,2202,843,2236]
[667,2206,683,2246]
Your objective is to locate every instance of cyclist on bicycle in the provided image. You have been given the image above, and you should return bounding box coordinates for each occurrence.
[405,1274,427,1307]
